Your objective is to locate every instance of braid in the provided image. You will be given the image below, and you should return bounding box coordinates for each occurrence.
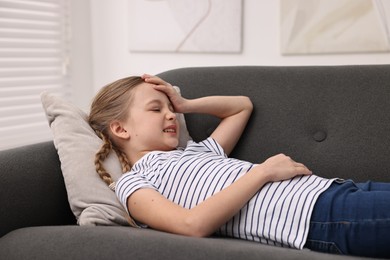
[94,130,115,188]
[94,132,138,227]
[115,149,131,173]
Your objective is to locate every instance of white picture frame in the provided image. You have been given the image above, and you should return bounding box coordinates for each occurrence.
[280,0,390,54]
[128,0,243,53]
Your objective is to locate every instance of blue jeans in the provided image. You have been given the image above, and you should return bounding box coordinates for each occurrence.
[305,181,390,258]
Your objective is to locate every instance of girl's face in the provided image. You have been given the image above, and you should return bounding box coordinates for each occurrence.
[124,83,180,153]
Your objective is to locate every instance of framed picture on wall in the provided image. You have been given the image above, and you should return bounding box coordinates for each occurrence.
[280,0,390,55]
[128,0,243,53]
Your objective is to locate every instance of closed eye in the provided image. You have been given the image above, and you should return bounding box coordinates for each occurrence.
[146,99,173,113]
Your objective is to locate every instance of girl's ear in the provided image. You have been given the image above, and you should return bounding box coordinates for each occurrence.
[110,121,130,140]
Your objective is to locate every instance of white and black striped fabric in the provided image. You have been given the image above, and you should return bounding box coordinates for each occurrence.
[116,138,334,249]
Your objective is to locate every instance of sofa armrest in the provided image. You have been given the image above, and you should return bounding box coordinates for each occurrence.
[0,142,75,237]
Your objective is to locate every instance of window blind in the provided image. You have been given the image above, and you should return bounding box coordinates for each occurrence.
[0,0,71,150]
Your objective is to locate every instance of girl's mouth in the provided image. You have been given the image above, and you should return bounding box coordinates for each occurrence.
[163,125,177,133]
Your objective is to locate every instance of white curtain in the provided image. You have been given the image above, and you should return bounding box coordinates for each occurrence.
[0,0,71,150]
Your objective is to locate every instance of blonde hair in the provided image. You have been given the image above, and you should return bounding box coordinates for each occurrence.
[89,76,144,188]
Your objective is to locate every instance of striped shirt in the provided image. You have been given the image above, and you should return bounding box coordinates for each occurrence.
[116,137,334,249]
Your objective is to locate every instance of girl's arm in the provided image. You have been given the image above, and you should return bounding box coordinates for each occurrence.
[181,96,252,156]
[128,154,312,237]
[143,75,253,155]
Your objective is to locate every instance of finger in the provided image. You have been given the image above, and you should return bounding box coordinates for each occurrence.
[152,85,178,101]
[152,84,169,94]
[143,75,170,86]
[293,162,306,168]
[142,74,159,83]
[141,73,153,79]
[296,164,312,175]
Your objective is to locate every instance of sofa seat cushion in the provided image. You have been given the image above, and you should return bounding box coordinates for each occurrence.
[0,226,372,260]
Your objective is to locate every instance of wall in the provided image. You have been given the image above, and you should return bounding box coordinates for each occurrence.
[89,0,390,93]
[70,0,94,109]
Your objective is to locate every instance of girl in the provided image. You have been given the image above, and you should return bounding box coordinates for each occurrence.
[88,74,390,258]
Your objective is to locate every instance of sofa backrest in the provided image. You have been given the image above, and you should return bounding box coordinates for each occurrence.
[159,65,390,183]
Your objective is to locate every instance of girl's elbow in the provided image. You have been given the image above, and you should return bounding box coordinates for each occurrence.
[183,215,213,238]
[241,96,253,112]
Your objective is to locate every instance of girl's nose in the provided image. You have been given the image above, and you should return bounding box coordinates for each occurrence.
[166,110,176,121]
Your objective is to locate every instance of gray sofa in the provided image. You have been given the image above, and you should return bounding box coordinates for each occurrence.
[1,65,389,260]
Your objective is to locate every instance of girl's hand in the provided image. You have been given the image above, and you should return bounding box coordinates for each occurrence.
[259,154,312,182]
[142,74,187,113]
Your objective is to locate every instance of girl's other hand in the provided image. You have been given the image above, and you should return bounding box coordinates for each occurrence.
[260,154,312,182]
